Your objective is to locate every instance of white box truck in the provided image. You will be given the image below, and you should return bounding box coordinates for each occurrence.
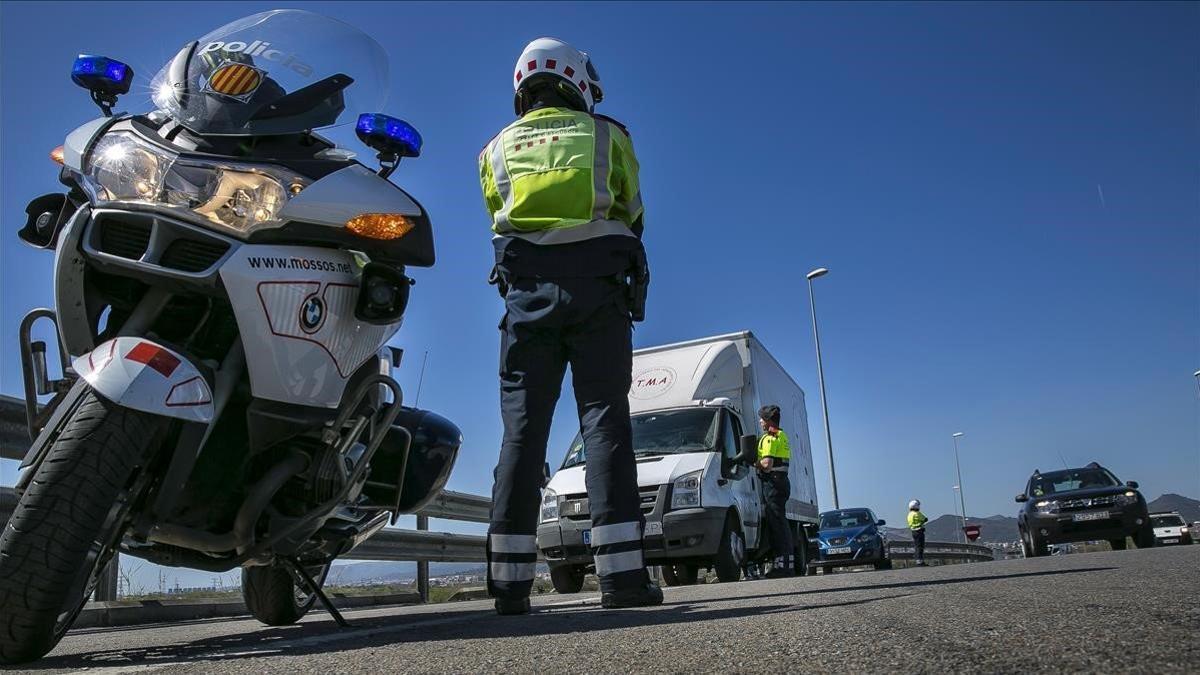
[536,331,820,591]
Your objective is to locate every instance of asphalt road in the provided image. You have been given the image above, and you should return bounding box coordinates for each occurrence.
[9,546,1198,674]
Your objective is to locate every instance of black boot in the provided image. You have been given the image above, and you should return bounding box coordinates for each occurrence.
[601,582,664,609]
[495,597,531,615]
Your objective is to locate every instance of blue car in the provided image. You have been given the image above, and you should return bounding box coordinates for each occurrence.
[811,508,891,573]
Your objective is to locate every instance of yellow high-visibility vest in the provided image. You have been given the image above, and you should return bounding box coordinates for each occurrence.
[758,430,792,462]
[908,511,928,530]
[479,107,643,245]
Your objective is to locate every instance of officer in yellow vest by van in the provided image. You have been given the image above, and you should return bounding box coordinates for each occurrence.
[757,405,794,578]
[478,38,658,615]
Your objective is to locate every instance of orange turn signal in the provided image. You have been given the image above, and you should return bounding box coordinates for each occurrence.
[345,213,415,240]
[50,146,65,165]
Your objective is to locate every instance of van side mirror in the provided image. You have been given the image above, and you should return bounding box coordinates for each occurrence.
[1125,480,1138,489]
[1015,494,1028,503]
[543,462,552,488]
[738,435,758,465]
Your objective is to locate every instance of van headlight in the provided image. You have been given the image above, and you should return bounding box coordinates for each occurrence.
[540,489,559,523]
[81,131,308,237]
[670,470,703,510]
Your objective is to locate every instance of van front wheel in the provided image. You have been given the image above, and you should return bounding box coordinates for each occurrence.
[713,515,744,582]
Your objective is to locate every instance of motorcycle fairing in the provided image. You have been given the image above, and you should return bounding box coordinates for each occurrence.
[73,337,215,423]
[63,116,118,172]
[219,244,399,408]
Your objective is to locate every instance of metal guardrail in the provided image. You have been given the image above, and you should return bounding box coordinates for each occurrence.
[885,540,994,563]
[352,528,487,562]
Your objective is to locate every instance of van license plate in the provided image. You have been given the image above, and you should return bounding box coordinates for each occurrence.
[1073,512,1108,522]
[827,546,852,555]
[582,530,591,546]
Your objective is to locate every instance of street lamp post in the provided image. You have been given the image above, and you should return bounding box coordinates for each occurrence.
[806,267,838,509]
[952,486,964,544]
[952,432,967,539]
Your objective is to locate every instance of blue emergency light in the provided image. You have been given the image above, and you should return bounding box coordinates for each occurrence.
[356,113,422,158]
[71,55,134,96]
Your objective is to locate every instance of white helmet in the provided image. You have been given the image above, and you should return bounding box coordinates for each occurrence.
[909,500,920,510]
[513,37,603,113]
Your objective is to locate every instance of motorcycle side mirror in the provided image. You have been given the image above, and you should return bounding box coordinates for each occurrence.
[19,193,73,249]
[1015,494,1028,503]
[738,435,758,465]
[1125,480,1138,489]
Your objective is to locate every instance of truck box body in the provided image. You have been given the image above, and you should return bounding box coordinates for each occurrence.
[538,331,819,579]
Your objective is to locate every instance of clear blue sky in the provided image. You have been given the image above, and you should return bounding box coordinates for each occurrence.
[2,1,1197,547]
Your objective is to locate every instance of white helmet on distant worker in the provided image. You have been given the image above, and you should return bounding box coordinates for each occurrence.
[909,500,920,510]
[512,37,603,113]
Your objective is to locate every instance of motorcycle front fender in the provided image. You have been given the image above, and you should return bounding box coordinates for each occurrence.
[73,337,215,423]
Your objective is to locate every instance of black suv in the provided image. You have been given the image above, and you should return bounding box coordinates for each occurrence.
[1015,462,1152,556]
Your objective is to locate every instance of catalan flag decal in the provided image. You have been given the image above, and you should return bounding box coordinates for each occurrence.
[206,62,263,99]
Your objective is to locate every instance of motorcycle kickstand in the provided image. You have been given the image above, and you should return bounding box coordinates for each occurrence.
[287,558,351,628]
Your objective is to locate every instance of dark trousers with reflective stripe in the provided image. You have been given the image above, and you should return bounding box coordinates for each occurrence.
[912,528,926,562]
[488,275,647,599]
[761,472,793,559]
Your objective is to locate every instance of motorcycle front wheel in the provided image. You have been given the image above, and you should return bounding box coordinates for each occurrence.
[0,390,165,664]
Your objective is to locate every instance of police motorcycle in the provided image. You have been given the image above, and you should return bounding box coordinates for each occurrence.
[1,10,461,664]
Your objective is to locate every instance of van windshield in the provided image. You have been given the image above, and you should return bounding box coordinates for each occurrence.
[561,408,720,469]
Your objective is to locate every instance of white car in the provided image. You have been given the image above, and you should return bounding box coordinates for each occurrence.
[1149,512,1193,546]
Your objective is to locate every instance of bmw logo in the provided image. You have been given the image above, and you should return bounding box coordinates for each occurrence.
[300,296,325,333]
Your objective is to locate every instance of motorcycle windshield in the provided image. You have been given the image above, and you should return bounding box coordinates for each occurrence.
[149,9,388,136]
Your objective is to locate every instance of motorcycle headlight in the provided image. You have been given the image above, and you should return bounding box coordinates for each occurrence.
[82,131,309,237]
[670,470,703,510]
[540,489,559,523]
[85,132,172,202]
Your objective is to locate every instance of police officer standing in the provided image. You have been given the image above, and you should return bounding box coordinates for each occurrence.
[478,38,660,615]
[757,405,794,578]
[907,499,928,566]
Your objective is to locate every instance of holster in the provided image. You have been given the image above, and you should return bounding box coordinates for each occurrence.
[625,247,650,322]
[488,264,510,299]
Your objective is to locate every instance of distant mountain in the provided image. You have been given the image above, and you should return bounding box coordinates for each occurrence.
[1147,494,1200,523]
